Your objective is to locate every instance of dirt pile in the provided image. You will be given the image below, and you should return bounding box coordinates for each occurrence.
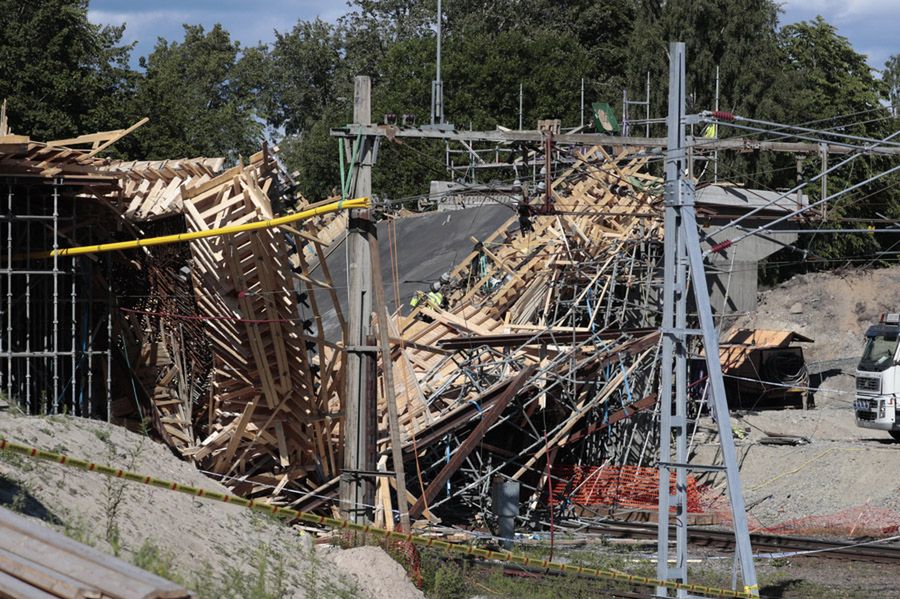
[691,265,900,534]
[0,412,423,599]
[735,264,900,365]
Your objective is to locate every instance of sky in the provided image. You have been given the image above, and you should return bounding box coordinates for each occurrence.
[88,0,898,72]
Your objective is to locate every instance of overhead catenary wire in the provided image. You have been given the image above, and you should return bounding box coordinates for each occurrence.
[703,127,900,245]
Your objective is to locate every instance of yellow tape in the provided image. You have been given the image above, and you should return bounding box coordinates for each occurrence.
[26,197,370,259]
[0,438,755,598]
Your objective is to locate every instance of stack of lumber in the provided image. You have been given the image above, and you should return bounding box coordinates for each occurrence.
[0,507,191,598]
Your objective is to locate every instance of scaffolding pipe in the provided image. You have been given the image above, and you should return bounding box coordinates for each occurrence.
[27,197,370,259]
[52,182,60,413]
[106,256,112,423]
[4,184,10,405]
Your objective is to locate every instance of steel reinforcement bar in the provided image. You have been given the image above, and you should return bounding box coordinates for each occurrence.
[0,438,754,598]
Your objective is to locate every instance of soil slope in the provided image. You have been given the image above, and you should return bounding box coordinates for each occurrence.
[0,412,423,599]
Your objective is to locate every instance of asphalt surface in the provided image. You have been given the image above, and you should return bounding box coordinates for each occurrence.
[311,204,515,340]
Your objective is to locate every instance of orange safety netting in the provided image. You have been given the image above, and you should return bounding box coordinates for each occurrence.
[548,465,704,513]
[759,505,900,539]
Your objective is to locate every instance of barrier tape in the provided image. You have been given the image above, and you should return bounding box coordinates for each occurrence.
[25,197,370,259]
[0,438,755,598]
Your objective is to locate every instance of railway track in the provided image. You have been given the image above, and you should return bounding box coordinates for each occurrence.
[584,520,900,564]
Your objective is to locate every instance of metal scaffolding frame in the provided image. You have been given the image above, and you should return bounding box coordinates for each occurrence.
[0,178,112,418]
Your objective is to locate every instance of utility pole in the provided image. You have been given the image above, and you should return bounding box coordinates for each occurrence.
[580,78,585,129]
[430,0,444,126]
[341,75,377,524]
[656,42,758,597]
[519,83,523,131]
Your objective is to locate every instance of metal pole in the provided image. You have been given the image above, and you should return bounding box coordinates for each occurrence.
[71,201,77,415]
[820,143,828,219]
[714,66,720,184]
[658,41,759,597]
[5,184,11,407]
[656,41,689,597]
[106,256,112,423]
[341,75,377,524]
[24,188,31,411]
[431,0,444,125]
[86,261,93,417]
[580,78,585,129]
[646,70,651,138]
[52,182,60,414]
[519,83,524,131]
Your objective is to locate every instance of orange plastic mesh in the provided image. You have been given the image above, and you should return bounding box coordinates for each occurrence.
[549,465,703,513]
[759,505,900,539]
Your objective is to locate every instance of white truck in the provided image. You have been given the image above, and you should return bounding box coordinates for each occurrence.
[854,313,900,441]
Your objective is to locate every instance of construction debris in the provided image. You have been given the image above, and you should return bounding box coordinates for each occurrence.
[719,328,813,409]
[0,122,678,527]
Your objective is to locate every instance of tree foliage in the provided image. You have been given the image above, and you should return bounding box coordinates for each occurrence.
[0,0,134,139]
[884,54,900,118]
[1,0,897,273]
[130,24,263,161]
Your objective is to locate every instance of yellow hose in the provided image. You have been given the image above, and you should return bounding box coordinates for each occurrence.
[28,196,370,259]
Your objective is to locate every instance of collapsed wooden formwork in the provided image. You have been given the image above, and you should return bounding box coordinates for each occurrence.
[0,115,675,524]
[379,145,663,445]
[111,149,350,500]
[346,144,669,526]
[113,140,670,522]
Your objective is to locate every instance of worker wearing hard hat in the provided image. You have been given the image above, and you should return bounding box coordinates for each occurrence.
[410,281,446,311]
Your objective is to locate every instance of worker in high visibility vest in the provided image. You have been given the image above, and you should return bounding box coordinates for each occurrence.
[410,281,445,311]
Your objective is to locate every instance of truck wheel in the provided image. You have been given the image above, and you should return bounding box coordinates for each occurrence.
[891,431,900,443]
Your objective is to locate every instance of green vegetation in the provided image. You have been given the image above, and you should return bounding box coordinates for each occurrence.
[133,540,300,599]
[1,0,898,277]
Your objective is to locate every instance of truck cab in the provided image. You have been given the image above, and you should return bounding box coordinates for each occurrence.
[854,313,900,442]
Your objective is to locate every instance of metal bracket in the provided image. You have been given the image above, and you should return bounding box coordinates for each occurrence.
[658,461,726,472]
[345,345,379,353]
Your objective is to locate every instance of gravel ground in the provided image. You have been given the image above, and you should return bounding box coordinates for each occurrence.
[0,412,423,599]
[690,265,900,534]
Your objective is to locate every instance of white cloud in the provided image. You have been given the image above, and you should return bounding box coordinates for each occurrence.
[780,0,900,22]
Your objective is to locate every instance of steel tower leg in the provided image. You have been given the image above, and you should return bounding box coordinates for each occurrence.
[656,42,759,597]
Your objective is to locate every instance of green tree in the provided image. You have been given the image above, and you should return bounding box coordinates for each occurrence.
[0,0,135,140]
[265,19,344,135]
[763,18,897,275]
[130,24,263,162]
[884,54,900,117]
[275,0,615,202]
[624,0,788,130]
[780,17,884,127]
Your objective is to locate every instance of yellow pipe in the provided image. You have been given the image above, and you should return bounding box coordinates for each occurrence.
[28,197,370,259]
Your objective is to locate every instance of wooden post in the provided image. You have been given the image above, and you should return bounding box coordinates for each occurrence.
[340,75,377,523]
[370,236,412,530]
